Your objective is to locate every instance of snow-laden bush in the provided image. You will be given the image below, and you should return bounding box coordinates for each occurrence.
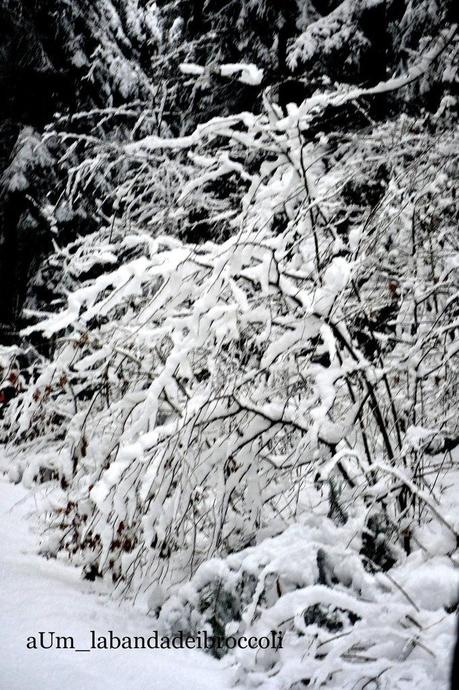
[0,4,458,689]
[1,19,458,687]
[3,69,458,598]
[158,504,458,689]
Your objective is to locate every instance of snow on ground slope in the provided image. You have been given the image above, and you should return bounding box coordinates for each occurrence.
[0,479,232,690]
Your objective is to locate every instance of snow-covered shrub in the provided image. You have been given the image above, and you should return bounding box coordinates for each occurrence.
[1,7,458,687]
[22,107,255,320]
[3,70,458,596]
[158,505,458,689]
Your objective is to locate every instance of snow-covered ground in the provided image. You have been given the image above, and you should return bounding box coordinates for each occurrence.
[0,479,232,690]
[1,475,457,690]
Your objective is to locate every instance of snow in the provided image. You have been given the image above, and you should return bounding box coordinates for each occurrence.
[179,62,263,85]
[158,506,458,690]
[219,63,263,86]
[0,479,232,690]
[179,63,205,76]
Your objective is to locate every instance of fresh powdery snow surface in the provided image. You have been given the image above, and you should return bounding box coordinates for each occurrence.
[0,480,232,690]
